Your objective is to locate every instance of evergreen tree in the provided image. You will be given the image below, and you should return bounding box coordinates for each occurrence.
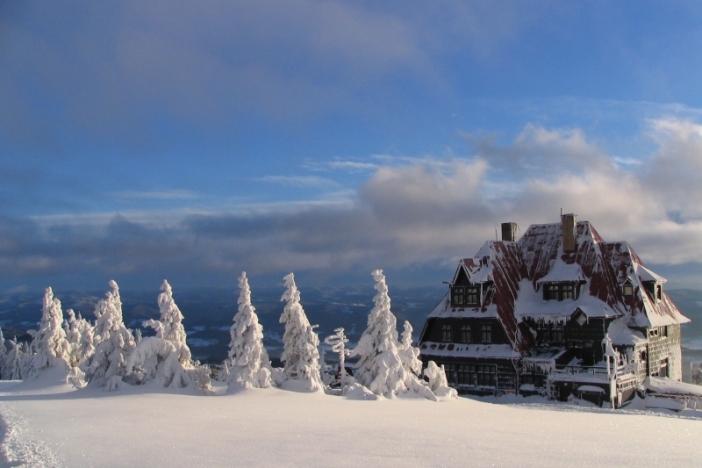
[324,327,350,386]
[353,270,436,400]
[424,361,449,391]
[82,280,136,389]
[280,273,323,390]
[226,272,272,390]
[0,327,6,379]
[127,280,210,390]
[30,287,71,375]
[399,320,422,377]
[64,309,95,368]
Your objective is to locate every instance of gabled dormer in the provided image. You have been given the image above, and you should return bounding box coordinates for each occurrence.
[621,279,634,297]
[449,264,486,308]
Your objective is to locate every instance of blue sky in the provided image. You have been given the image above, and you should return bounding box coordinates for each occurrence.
[3,1,702,292]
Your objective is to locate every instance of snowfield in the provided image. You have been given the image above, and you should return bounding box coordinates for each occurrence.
[1,376,701,468]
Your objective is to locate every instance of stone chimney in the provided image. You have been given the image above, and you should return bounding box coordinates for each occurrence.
[501,222,518,242]
[561,213,577,252]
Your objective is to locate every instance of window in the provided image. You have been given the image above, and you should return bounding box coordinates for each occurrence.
[481,324,492,343]
[575,312,587,326]
[551,326,563,343]
[441,324,452,342]
[476,365,496,386]
[561,284,574,300]
[622,283,633,296]
[452,364,496,387]
[451,287,465,306]
[543,283,578,301]
[546,284,559,300]
[460,325,472,343]
[466,285,480,306]
[660,326,668,338]
[660,358,669,378]
[644,281,662,302]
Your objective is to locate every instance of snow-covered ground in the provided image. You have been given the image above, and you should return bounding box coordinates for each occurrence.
[1,375,701,468]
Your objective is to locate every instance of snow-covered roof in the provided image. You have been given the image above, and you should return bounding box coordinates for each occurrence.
[536,260,585,283]
[606,317,646,347]
[645,377,702,397]
[425,219,689,360]
[419,342,520,360]
[523,347,568,362]
[635,264,667,284]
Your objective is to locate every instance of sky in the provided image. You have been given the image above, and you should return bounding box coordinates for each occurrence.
[3,0,702,293]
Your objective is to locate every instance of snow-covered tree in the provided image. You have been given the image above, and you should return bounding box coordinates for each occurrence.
[82,280,136,389]
[30,287,71,376]
[279,273,323,391]
[126,280,210,390]
[399,320,422,377]
[424,361,449,391]
[226,272,272,390]
[64,309,95,368]
[353,270,436,400]
[324,327,351,386]
[0,327,6,379]
[5,338,31,380]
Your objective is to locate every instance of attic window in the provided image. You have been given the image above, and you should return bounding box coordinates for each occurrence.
[643,281,663,302]
[622,283,633,296]
[451,284,480,307]
[451,287,465,306]
[543,283,578,301]
[466,286,480,306]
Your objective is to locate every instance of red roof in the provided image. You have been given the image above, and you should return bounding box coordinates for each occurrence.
[428,220,689,354]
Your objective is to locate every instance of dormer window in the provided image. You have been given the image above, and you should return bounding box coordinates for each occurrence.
[543,283,578,301]
[451,284,481,307]
[643,281,662,303]
[452,287,465,306]
[466,285,480,306]
[622,282,633,296]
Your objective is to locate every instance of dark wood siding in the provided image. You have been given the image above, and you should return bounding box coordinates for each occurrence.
[421,317,510,345]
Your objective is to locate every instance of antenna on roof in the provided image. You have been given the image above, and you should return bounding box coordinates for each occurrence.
[495,227,498,241]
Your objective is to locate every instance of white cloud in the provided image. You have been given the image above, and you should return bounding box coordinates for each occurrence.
[5,120,702,287]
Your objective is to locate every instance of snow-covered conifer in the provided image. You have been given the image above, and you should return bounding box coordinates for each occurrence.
[64,309,95,368]
[226,272,272,390]
[82,280,136,387]
[324,327,350,386]
[126,280,210,390]
[0,327,6,379]
[424,361,448,391]
[5,338,30,380]
[399,320,422,377]
[30,287,71,375]
[353,270,436,400]
[279,273,323,391]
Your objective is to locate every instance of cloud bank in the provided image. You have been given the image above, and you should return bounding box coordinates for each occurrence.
[2,118,702,289]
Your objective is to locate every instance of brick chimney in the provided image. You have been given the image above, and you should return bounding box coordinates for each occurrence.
[561,213,577,252]
[501,222,518,242]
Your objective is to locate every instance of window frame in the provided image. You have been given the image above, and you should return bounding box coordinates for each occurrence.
[460,324,472,343]
[441,324,452,342]
[481,324,492,344]
[451,286,465,306]
[543,282,578,301]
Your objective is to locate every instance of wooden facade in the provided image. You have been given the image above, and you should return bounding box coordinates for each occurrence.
[418,215,690,407]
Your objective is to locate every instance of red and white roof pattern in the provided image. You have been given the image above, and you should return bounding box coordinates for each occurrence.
[429,220,689,353]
